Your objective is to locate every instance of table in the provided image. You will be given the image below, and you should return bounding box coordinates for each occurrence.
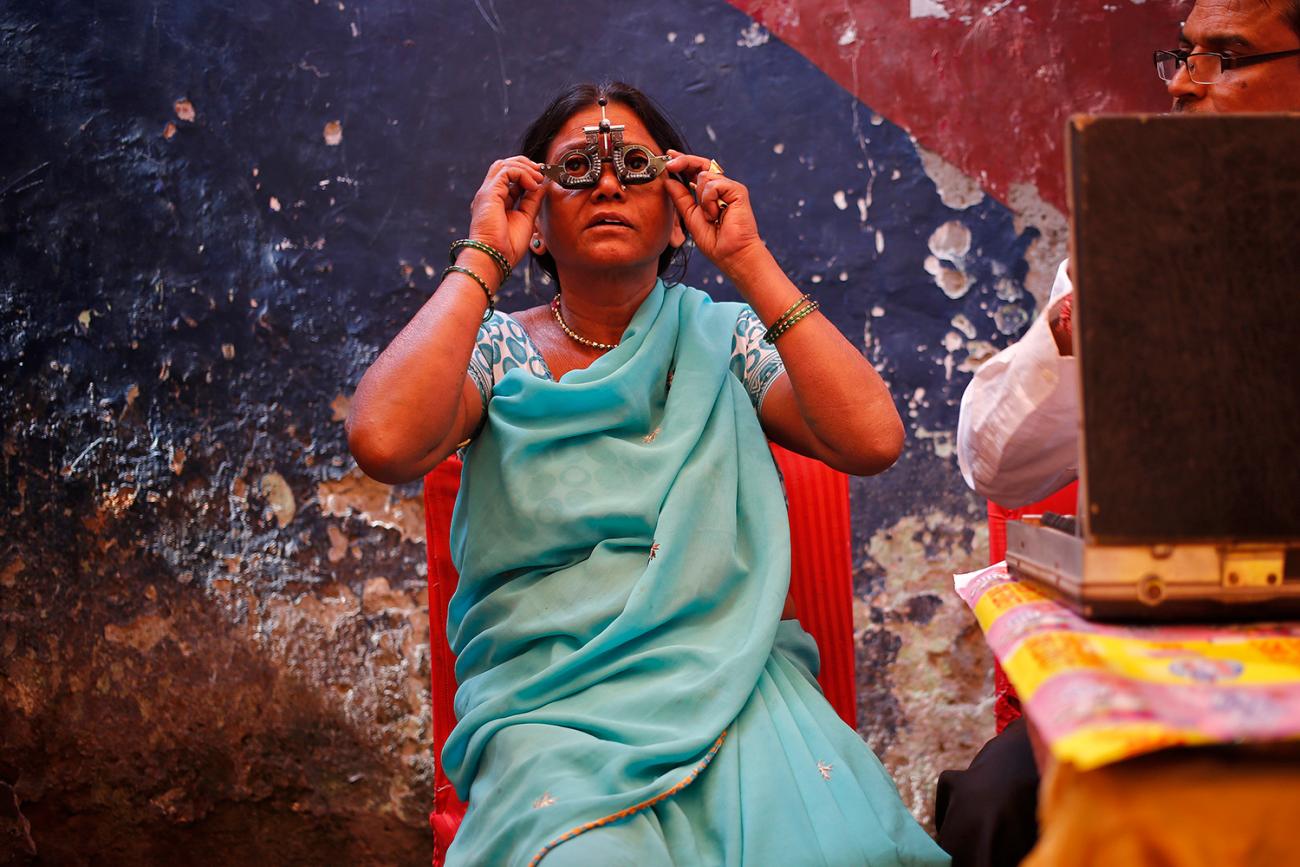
[955,563,1300,866]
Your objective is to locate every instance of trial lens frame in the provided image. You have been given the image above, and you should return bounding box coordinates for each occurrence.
[539,99,670,189]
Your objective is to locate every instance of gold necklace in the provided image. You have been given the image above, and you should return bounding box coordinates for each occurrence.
[550,295,619,350]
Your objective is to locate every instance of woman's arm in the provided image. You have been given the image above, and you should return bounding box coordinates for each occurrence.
[665,153,903,476]
[346,264,491,484]
[733,248,903,476]
[347,157,544,484]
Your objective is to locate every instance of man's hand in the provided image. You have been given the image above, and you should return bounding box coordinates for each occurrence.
[1047,293,1074,357]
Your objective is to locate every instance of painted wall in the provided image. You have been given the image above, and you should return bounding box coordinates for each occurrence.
[0,0,1179,861]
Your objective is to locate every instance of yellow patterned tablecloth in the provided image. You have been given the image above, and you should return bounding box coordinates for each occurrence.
[956,563,1300,770]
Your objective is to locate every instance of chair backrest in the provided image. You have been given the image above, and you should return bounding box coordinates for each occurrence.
[770,443,857,729]
[422,458,465,865]
[985,481,1079,732]
[423,445,857,864]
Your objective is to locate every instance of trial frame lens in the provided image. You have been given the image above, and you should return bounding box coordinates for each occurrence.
[613,145,670,185]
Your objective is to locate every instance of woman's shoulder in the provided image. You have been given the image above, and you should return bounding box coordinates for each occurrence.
[477,307,552,379]
[480,307,528,346]
[480,307,520,332]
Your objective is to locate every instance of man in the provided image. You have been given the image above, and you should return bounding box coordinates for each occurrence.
[939,3,1300,865]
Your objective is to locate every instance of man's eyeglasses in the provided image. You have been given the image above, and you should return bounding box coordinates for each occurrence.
[1154,47,1300,85]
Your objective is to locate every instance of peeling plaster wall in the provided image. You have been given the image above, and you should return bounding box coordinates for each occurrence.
[733,0,1186,211]
[2,0,1176,861]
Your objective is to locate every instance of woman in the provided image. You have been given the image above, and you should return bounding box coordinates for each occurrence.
[348,82,947,867]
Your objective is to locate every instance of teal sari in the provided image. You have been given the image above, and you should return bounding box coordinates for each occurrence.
[444,280,948,866]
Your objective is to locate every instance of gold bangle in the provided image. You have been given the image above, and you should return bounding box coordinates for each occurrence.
[766,300,820,342]
[450,239,511,282]
[442,265,497,322]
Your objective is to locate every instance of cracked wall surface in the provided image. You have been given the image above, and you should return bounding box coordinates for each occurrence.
[2,0,1175,861]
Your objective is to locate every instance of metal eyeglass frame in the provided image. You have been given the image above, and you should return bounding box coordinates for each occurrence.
[539,128,670,189]
[1154,47,1300,85]
[538,97,670,189]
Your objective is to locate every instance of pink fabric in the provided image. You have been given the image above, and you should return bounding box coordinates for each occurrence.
[986,482,1078,733]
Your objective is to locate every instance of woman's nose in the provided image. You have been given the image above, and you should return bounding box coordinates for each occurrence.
[591,160,626,199]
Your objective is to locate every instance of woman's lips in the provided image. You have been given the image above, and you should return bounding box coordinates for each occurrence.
[587,212,634,230]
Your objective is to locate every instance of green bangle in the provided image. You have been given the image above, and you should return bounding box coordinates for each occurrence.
[764,295,814,342]
[769,300,819,341]
[759,295,811,343]
[442,265,497,322]
[766,294,810,332]
[450,239,511,282]
[766,300,820,342]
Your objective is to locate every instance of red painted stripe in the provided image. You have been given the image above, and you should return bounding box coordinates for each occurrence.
[728,0,1177,212]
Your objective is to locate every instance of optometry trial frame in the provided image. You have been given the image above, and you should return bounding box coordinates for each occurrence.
[539,97,671,189]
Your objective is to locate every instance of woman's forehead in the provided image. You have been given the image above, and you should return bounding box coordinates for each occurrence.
[547,104,660,156]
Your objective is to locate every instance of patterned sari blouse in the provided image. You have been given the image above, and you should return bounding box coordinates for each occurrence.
[466,304,786,414]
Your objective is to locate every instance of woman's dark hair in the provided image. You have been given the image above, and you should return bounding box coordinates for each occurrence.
[518,81,692,288]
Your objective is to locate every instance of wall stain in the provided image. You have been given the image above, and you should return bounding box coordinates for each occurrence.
[318,469,426,544]
[856,509,994,830]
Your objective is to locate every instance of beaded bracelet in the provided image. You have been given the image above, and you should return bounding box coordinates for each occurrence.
[442,265,497,322]
[766,299,820,342]
[766,294,810,333]
[449,239,511,282]
[763,294,814,342]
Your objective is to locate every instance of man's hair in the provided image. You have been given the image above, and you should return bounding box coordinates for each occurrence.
[1267,0,1300,39]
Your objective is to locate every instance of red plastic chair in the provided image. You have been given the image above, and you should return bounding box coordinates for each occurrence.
[985,482,1078,732]
[423,444,858,864]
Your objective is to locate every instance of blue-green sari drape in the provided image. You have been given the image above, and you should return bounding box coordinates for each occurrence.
[444,280,948,866]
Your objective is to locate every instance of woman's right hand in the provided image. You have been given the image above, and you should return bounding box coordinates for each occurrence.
[467,156,546,268]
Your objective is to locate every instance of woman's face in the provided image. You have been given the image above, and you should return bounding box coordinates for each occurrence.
[536,102,685,277]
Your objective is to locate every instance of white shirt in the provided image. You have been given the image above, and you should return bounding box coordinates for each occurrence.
[956,261,1079,509]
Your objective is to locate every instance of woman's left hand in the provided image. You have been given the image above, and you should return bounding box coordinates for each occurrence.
[665,150,768,278]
